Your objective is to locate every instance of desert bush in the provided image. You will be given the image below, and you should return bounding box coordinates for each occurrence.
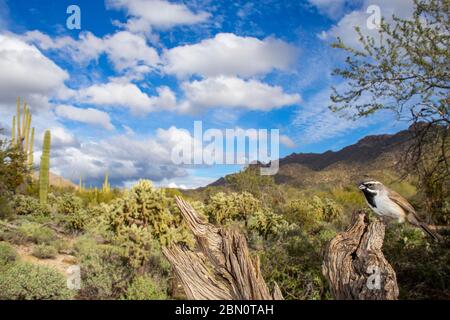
[15,222,57,245]
[74,237,133,299]
[122,275,168,300]
[0,262,73,299]
[0,194,14,220]
[53,239,71,254]
[10,194,51,216]
[0,241,17,268]
[384,224,450,299]
[284,196,343,231]
[260,226,332,300]
[32,244,58,259]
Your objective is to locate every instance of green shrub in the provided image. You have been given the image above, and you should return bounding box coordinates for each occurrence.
[122,276,167,300]
[53,239,71,254]
[0,194,14,220]
[32,244,57,259]
[260,227,331,300]
[16,222,56,245]
[10,194,51,216]
[384,224,450,299]
[0,262,73,299]
[0,241,17,268]
[284,196,343,231]
[55,194,101,233]
[74,237,132,299]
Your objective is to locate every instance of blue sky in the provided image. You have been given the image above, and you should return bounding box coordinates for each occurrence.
[0,0,414,188]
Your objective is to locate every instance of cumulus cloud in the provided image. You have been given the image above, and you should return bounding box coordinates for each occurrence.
[74,81,176,114]
[55,105,115,130]
[49,127,200,186]
[0,33,68,104]
[106,0,210,33]
[179,76,301,112]
[318,0,414,48]
[24,30,160,77]
[308,0,362,18]
[163,33,298,78]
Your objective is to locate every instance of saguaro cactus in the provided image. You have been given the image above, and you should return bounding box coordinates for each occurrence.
[39,130,51,205]
[102,172,110,193]
[12,97,35,167]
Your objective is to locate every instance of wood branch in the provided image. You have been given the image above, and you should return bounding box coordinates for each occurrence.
[162,196,283,300]
[322,211,399,300]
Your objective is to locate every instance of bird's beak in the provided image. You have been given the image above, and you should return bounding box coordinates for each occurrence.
[358,184,366,190]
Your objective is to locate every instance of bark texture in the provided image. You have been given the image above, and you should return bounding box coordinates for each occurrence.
[322,212,399,300]
[162,196,283,300]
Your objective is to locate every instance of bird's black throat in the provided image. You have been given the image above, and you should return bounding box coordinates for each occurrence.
[361,189,377,208]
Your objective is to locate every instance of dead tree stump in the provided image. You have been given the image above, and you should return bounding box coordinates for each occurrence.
[322,212,399,300]
[162,196,283,300]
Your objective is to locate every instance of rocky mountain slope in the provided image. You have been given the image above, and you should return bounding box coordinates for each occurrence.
[208,127,413,190]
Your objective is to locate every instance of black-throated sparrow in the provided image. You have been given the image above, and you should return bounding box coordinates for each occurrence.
[358,180,441,241]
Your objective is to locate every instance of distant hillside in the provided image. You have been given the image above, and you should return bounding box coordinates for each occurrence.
[207,127,413,190]
[32,171,77,189]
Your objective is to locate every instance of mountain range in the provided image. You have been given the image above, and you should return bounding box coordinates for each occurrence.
[207,126,414,190]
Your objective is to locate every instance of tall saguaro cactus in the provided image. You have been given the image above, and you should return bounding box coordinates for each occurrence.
[12,97,35,167]
[102,172,110,193]
[39,130,51,205]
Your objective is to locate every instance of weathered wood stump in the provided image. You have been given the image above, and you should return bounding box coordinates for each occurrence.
[162,196,283,300]
[322,211,399,300]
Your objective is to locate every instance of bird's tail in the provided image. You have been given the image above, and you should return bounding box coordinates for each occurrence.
[418,222,442,242]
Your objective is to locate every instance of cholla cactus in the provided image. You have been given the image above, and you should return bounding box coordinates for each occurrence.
[204,191,261,224]
[10,194,51,216]
[108,180,193,250]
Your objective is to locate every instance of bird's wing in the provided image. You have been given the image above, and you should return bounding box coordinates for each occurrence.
[387,189,416,215]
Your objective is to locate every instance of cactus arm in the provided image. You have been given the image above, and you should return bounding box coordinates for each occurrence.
[39,130,51,205]
[12,116,16,144]
[16,97,21,144]
[28,127,35,168]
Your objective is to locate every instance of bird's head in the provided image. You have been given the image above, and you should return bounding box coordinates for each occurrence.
[358,180,383,195]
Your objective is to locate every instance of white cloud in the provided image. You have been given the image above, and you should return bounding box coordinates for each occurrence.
[49,127,200,186]
[74,81,176,114]
[179,76,301,112]
[55,104,115,130]
[106,0,210,33]
[163,33,298,78]
[0,33,68,104]
[24,30,160,77]
[280,135,296,148]
[308,0,362,18]
[292,83,394,144]
[318,0,414,48]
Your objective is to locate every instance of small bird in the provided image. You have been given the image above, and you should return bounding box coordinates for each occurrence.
[358,179,441,241]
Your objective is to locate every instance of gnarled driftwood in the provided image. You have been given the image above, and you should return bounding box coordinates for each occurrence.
[162,196,283,300]
[322,211,399,300]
